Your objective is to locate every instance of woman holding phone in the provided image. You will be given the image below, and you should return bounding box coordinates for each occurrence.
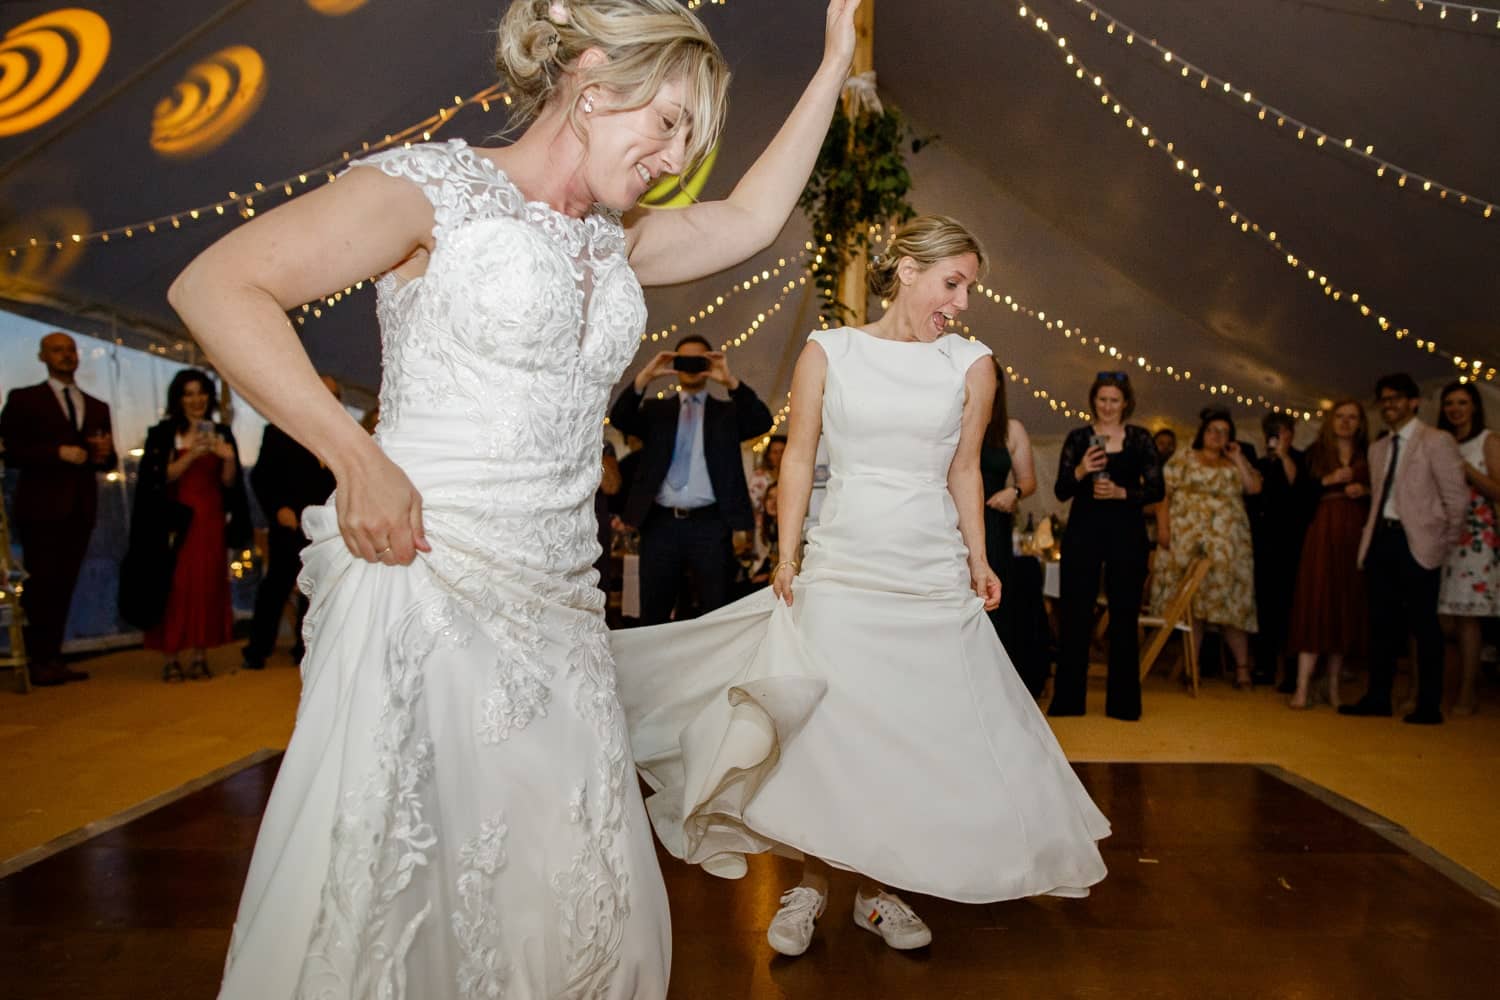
[128,369,250,681]
[1051,372,1164,720]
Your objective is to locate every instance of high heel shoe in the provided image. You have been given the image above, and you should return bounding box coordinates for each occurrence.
[162,660,184,683]
[187,656,213,681]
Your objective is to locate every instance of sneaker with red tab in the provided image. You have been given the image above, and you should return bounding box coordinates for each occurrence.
[853,889,932,950]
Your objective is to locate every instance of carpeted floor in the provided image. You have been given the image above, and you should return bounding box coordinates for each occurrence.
[3,645,1498,888]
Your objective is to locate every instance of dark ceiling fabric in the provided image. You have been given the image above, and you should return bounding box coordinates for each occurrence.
[1,0,1495,433]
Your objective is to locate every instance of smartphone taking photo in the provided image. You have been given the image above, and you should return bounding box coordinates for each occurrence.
[672,354,709,374]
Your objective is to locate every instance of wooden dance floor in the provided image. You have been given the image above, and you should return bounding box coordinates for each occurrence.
[3,758,1498,999]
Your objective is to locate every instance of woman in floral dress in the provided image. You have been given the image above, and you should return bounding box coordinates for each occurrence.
[1152,408,1263,688]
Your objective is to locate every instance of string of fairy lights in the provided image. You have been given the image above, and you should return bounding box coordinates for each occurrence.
[1020,2,1495,385]
[2,82,510,259]
[1059,0,1498,220]
[1378,0,1500,29]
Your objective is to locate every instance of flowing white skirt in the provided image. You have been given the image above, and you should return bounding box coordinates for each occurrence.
[217,505,670,1000]
[612,578,1110,903]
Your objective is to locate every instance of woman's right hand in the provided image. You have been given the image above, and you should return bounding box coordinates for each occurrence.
[335,450,430,565]
[772,563,797,607]
[1075,445,1107,481]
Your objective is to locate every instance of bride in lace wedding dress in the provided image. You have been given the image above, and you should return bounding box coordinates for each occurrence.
[168,2,861,997]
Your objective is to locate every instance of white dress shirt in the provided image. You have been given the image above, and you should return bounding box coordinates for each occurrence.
[1379,417,1419,522]
[47,377,83,431]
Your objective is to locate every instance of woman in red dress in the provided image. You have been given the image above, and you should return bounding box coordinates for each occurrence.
[135,370,249,680]
[1285,399,1371,709]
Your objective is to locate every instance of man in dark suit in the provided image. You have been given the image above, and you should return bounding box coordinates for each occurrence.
[1342,373,1467,725]
[0,332,117,686]
[241,375,340,670]
[610,335,773,624]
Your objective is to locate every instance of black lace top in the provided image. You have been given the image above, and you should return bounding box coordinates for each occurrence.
[1054,424,1165,509]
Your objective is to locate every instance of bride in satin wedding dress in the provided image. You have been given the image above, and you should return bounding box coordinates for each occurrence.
[612,215,1110,958]
[167,1,861,996]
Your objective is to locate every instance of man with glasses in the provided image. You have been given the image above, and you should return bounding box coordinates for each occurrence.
[1341,373,1466,724]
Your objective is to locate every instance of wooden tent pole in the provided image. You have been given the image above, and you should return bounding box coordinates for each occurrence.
[836,0,875,328]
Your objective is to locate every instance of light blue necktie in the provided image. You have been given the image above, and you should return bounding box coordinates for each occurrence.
[666,395,701,490]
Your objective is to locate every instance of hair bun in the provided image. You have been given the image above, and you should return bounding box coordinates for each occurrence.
[495,0,565,106]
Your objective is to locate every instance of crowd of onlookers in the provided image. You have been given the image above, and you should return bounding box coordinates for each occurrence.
[2,331,341,685]
[5,330,1497,726]
[1046,370,1497,725]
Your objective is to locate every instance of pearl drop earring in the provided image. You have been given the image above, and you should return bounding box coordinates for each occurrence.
[582,94,594,114]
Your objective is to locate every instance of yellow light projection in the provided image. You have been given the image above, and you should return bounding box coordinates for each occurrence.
[306,0,370,14]
[0,206,92,295]
[151,45,267,159]
[0,8,111,138]
[640,145,717,208]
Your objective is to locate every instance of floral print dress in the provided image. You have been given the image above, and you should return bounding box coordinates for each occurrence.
[1439,429,1500,616]
[1150,450,1259,632]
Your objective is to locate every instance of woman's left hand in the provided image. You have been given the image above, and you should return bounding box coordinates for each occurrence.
[1345,482,1368,500]
[986,487,1018,513]
[971,564,1002,611]
[210,437,236,463]
[823,0,862,72]
[1092,478,1126,500]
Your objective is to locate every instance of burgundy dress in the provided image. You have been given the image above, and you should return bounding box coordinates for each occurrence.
[145,450,233,654]
[1286,458,1370,655]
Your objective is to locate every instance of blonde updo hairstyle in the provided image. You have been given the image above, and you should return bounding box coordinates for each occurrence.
[495,0,730,175]
[867,215,988,301]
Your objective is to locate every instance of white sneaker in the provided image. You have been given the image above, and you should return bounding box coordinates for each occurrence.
[853,889,932,950]
[767,885,826,956]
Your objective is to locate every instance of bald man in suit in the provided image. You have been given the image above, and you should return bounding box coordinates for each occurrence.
[1,332,117,686]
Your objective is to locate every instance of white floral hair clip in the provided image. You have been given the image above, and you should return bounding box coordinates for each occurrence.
[548,1,569,25]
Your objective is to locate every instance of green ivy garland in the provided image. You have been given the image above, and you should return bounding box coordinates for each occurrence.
[797,102,918,326]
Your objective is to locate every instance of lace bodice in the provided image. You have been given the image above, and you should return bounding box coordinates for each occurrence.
[349,139,646,601]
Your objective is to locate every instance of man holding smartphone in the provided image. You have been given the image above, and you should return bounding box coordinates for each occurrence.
[609,335,773,624]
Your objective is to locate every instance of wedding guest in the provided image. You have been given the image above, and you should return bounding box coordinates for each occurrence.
[744,480,781,590]
[1052,371,1163,720]
[1251,411,1306,689]
[242,375,340,670]
[0,332,116,686]
[1154,427,1177,463]
[1342,373,1467,724]
[131,370,250,681]
[1436,381,1500,715]
[1152,408,1262,689]
[981,359,1043,691]
[609,334,773,624]
[1285,400,1370,709]
[749,433,786,539]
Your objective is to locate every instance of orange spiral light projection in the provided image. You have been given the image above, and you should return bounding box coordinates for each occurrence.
[305,0,371,15]
[151,44,266,158]
[0,8,111,138]
[0,206,92,293]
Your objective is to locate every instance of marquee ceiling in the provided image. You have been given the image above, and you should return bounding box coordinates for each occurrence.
[2,0,1496,435]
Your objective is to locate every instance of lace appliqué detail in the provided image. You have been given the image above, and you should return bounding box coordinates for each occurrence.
[479,596,552,743]
[294,596,458,1000]
[551,616,632,998]
[453,814,510,999]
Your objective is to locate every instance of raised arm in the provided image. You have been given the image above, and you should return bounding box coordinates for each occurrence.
[949,358,1000,610]
[772,341,827,606]
[168,165,436,564]
[625,0,859,286]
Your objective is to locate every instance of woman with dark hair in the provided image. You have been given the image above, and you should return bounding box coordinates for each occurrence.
[130,369,250,680]
[1151,408,1262,688]
[981,358,1041,690]
[1285,400,1370,709]
[1437,381,1500,714]
[1052,371,1164,720]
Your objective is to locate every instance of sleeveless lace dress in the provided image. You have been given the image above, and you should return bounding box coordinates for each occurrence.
[217,140,670,1000]
[612,328,1109,902]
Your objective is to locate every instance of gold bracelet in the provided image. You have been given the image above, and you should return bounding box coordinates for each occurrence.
[773,561,799,574]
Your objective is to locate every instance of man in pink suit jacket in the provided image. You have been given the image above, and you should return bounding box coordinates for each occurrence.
[1342,373,1467,724]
